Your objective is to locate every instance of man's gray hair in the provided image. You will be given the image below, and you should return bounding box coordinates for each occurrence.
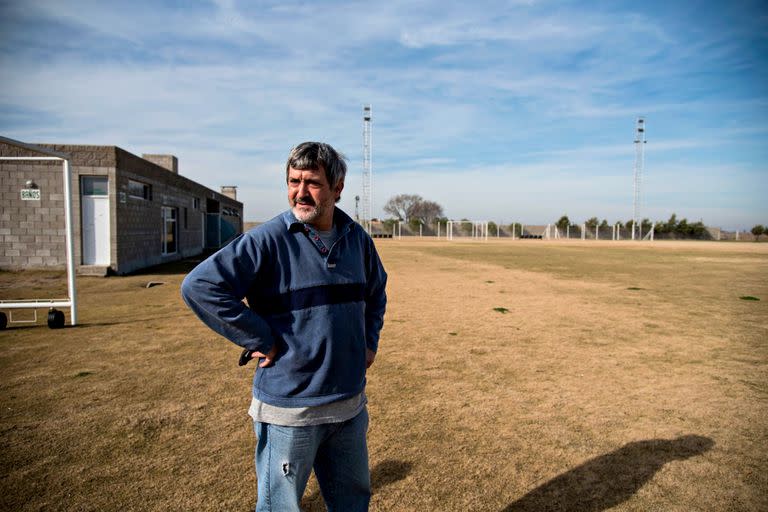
[286,142,347,191]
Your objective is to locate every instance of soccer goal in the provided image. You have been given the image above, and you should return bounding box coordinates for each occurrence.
[0,135,78,329]
[444,220,489,241]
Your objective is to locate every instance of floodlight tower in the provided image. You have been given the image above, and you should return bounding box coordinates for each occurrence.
[632,117,647,240]
[362,104,373,232]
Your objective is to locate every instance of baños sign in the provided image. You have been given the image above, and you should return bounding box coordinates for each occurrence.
[21,188,41,200]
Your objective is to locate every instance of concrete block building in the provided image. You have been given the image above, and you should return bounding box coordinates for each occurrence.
[1,140,242,275]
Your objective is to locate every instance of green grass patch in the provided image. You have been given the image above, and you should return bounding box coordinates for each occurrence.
[493,307,509,314]
[740,296,760,301]
[74,371,94,378]
[627,287,644,290]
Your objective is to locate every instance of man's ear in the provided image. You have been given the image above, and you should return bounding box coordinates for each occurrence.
[334,179,344,203]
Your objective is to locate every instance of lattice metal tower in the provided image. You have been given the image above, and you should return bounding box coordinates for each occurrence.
[632,117,646,240]
[362,104,373,231]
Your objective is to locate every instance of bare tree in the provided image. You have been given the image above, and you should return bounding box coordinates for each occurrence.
[410,200,444,224]
[383,194,422,222]
[383,194,444,224]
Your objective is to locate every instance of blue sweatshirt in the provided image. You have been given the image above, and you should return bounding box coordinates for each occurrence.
[181,208,387,408]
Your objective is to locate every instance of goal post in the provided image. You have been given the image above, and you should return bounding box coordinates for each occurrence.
[444,220,489,241]
[0,135,78,328]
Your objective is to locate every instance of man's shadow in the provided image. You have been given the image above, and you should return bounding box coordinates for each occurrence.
[503,434,715,512]
[301,459,412,510]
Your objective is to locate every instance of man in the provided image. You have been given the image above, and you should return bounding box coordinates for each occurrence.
[181,142,387,511]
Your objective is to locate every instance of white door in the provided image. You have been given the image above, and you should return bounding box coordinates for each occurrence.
[81,177,110,265]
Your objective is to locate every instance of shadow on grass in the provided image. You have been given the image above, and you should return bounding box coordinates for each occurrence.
[127,258,203,276]
[301,459,412,511]
[503,434,714,512]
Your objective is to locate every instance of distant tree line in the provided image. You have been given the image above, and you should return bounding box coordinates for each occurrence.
[377,196,765,241]
[552,213,713,239]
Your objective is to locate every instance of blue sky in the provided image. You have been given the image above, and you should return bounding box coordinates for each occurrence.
[1,0,766,230]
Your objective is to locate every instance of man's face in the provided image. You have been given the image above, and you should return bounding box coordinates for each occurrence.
[287,166,343,229]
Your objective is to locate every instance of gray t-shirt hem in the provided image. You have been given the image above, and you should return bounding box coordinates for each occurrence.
[249,392,367,427]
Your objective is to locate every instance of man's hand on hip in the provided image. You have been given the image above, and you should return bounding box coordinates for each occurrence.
[252,344,279,368]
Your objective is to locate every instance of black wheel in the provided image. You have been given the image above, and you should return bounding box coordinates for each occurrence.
[0,312,6,330]
[47,309,65,329]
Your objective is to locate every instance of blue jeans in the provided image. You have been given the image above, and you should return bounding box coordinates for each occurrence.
[253,408,371,512]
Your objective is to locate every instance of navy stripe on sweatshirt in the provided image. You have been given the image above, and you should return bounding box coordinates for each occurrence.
[255,283,366,315]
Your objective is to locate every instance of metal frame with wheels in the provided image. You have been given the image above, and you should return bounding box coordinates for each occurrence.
[0,136,78,329]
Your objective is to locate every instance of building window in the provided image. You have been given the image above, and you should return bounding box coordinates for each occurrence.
[193,197,200,210]
[82,176,108,196]
[129,179,152,200]
[183,207,188,229]
[162,206,177,255]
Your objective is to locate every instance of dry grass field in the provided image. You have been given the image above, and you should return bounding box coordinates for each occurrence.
[1,239,766,511]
